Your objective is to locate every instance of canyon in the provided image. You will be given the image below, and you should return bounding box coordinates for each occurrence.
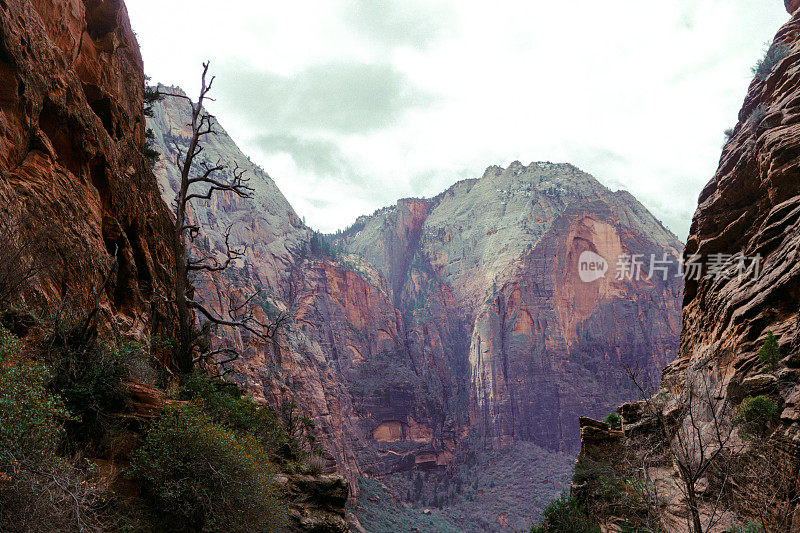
[147,86,684,528]
[0,0,713,530]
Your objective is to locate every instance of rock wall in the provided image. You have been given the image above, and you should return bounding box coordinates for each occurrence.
[0,2,351,528]
[0,0,176,340]
[577,3,800,530]
[677,6,800,416]
[148,83,685,496]
[148,88,686,490]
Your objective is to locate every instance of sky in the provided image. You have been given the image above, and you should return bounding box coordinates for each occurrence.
[127,1,789,239]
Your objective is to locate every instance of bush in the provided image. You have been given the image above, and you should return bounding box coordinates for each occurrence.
[0,325,21,361]
[179,373,291,457]
[129,403,286,532]
[735,395,780,437]
[48,337,135,447]
[603,413,621,429]
[748,103,769,131]
[758,331,781,371]
[723,127,735,147]
[143,128,160,166]
[0,357,118,531]
[752,41,790,81]
[0,360,68,464]
[304,453,328,475]
[530,492,599,533]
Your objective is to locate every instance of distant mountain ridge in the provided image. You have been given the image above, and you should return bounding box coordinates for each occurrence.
[148,94,683,530]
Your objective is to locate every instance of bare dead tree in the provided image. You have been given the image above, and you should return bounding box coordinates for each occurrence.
[622,362,741,533]
[717,436,800,532]
[159,62,288,375]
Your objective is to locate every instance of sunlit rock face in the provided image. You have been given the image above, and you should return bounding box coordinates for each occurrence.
[0,0,177,341]
[341,162,683,453]
[149,90,683,489]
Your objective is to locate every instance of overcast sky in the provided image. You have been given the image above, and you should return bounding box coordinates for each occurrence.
[127,1,789,238]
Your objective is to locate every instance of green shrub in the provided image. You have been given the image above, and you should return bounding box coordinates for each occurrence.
[279,398,322,457]
[735,395,780,437]
[571,455,651,524]
[572,456,615,487]
[0,360,113,531]
[48,337,135,447]
[129,403,286,532]
[0,361,68,463]
[603,413,621,429]
[752,41,790,81]
[530,492,599,533]
[143,128,160,166]
[0,326,21,361]
[748,103,769,131]
[179,373,291,457]
[723,127,735,147]
[759,331,781,371]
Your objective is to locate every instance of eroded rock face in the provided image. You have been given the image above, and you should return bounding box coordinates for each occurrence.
[0,0,176,340]
[149,85,685,488]
[467,191,682,451]
[148,86,682,498]
[332,163,684,460]
[674,8,800,440]
[577,5,800,529]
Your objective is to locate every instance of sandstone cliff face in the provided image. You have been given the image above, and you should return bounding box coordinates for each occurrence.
[338,163,683,453]
[667,2,800,454]
[148,75,682,507]
[676,7,800,416]
[0,0,176,340]
[576,4,800,530]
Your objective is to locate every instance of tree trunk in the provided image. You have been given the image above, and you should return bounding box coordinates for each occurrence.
[174,190,193,375]
[686,482,703,533]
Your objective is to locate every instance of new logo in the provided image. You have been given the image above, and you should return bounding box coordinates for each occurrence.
[578,251,608,283]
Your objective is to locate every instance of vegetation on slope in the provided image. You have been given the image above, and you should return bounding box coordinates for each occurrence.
[0,311,303,532]
[531,332,793,532]
[354,477,461,533]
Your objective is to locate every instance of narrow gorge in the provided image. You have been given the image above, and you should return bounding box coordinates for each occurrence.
[2,0,792,531]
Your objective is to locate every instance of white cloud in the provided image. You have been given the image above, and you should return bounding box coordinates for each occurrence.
[127,0,789,237]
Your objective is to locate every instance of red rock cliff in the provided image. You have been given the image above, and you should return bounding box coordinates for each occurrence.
[148,84,686,495]
[0,0,176,339]
[576,4,800,530]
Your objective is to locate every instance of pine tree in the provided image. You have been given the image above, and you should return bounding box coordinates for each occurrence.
[759,331,781,371]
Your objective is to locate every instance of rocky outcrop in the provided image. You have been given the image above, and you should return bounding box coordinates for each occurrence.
[0,0,177,342]
[675,5,800,416]
[577,4,800,530]
[281,474,349,533]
